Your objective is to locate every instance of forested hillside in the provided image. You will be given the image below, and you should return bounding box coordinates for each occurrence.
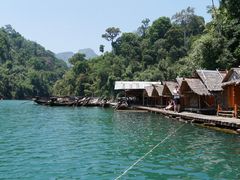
[0,25,67,99]
[54,0,240,98]
[1,0,239,99]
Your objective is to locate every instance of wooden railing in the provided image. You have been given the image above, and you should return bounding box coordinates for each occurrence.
[217,104,235,118]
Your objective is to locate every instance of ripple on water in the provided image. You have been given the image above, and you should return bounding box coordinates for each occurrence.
[0,101,240,179]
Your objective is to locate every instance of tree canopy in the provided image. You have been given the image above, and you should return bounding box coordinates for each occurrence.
[53,7,207,97]
[2,2,240,99]
[53,3,240,98]
[0,25,67,99]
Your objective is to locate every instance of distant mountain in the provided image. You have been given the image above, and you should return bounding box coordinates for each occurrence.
[56,48,98,66]
[55,52,74,66]
[78,48,98,59]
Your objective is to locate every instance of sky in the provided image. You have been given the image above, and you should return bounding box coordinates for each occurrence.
[0,0,219,55]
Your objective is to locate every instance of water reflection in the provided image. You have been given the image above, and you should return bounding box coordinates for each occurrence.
[0,101,239,179]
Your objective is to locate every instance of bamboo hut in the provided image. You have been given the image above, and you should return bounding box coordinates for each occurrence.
[180,78,215,114]
[162,81,178,106]
[114,81,161,105]
[194,69,226,107]
[143,85,164,107]
[219,68,240,118]
[155,85,164,105]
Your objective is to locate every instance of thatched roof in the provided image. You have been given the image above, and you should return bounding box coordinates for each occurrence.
[114,81,161,90]
[180,78,211,96]
[222,68,240,86]
[155,85,164,96]
[162,81,178,96]
[222,80,240,86]
[195,70,226,91]
[144,85,155,97]
[144,85,164,97]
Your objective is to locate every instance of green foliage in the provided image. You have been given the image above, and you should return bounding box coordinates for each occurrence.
[99,44,104,53]
[34,4,240,98]
[69,53,86,65]
[102,27,121,53]
[137,18,150,37]
[172,7,205,49]
[54,7,208,97]
[148,17,172,42]
[102,27,121,43]
[53,7,213,97]
[115,33,141,61]
[221,0,240,19]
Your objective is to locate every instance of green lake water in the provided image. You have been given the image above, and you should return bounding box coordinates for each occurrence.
[0,100,240,179]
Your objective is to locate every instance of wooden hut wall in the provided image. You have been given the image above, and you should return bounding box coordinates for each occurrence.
[147,97,162,107]
[182,94,199,108]
[143,88,162,107]
[144,97,162,106]
[161,97,169,106]
[152,88,163,106]
[152,88,158,97]
[221,85,240,109]
[222,87,229,108]
[155,85,164,107]
[212,92,223,108]
[180,80,213,109]
[235,85,240,106]
[162,85,173,106]
[225,86,234,108]
[219,68,240,110]
[182,94,214,109]
[200,96,214,108]
[161,95,172,107]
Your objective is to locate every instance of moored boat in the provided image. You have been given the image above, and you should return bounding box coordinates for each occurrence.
[33,96,111,107]
[33,97,75,106]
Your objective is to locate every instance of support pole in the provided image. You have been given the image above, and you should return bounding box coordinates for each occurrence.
[143,91,145,106]
[234,104,237,118]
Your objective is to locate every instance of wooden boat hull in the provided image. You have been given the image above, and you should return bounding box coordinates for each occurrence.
[33,97,111,107]
[34,99,75,106]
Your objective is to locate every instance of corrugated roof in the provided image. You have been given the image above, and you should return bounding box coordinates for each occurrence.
[114,81,161,90]
[181,78,211,96]
[195,69,226,91]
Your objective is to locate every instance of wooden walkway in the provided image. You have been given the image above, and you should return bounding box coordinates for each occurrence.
[134,106,240,131]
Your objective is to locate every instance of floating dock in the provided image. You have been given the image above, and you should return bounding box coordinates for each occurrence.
[134,106,240,133]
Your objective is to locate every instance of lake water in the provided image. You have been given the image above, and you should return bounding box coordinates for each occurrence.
[0,100,240,179]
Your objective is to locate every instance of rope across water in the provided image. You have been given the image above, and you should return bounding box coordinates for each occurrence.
[114,123,185,180]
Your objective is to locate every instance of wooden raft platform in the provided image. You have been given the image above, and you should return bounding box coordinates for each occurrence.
[134,106,240,131]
